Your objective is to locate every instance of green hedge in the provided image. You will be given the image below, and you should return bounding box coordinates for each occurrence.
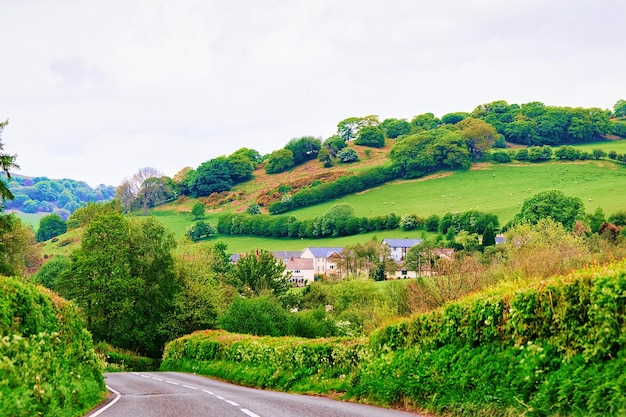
[0,276,105,417]
[162,261,626,416]
[161,330,365,392]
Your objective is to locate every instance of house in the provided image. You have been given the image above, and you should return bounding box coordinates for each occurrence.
[284,257,315,286]
[382,238,423,261]
[300,247,344,276]
[272,251,304,262]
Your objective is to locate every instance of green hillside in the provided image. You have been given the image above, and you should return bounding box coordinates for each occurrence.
[162,259,626,416]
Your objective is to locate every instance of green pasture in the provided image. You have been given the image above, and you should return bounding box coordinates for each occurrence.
[569,139,626,154]
[287,160,626,224]
[145,160,626,253]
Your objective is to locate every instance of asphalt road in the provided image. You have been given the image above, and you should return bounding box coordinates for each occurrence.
[86,372,426,417]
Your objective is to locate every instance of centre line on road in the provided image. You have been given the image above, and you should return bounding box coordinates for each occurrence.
[216,395,225,400]
[240,409,262,417]
[202,389,214,395]
[225,400,240,406]
[166,380,180,385]
[183,384,198,390]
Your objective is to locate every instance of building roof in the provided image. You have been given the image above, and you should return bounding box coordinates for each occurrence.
[382,238,423,248]
[229,253,241,263]
[304,247,344,258]
[285,258,314,271]
[273,250,303,261]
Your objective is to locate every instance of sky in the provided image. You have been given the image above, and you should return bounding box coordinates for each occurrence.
[1,0,624,187]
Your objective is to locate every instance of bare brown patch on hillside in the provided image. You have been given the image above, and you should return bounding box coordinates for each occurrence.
[470,163,493,170]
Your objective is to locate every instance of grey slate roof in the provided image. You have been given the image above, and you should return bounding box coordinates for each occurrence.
[382,238,423,248]
[305,247,344,258]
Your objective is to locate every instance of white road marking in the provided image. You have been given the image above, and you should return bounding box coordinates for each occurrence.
[202,389,214,395]
[140,374,150,379]
[226,400,240,406]
[240,409,262,417]
[216,395,225,400]
[152,377,163,381]
[183,384,198,390]
[88,385,121,417]
[166,380,180,385]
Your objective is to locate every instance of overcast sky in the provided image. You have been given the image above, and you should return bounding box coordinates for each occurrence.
[1,0,624,187]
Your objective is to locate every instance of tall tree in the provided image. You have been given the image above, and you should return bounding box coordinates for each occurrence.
[191,158,233,197]
[514,190,584,230]
[57,213,180,357]
[36,213,67,242]
[229,248,290,296]
[0,120,19,207]
[456,117,498,159]
[284,136,322,165]
[614,99,626,119]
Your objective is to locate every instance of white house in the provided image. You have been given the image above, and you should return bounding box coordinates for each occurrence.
[300,247,344,276]
[284,257,315,286]
[382,238,423,261]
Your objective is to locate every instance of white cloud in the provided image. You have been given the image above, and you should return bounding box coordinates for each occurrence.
[1,0,624,186]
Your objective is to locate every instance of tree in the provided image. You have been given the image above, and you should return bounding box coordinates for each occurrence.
[284,136,321,165]
[482,221,496,247]
[410,113,441,131]
[456,117,498,159]
[191,158,233,197]
[380,118,411,138]
[265,149,294,174]
[165,242,230,339]
[220,295,292,337]
[441,112,469,125]
[337,115,379,142]
[1,120,19,207]
[229,248,290,296]
[185,220,214,242]
[32,255,70,290]
[57,213,180,357]
[0,214,40,276]
[355,126,385,148]
[337,117,362,142]
[36,213,67,242]
[246,202,261,215]
[614,99,626,119]
[585,207,606,234]
[337,147,359,163]
[513,189,584,230]
[226,153,255,183]
[115,167,166,213]
[191,202,205,220]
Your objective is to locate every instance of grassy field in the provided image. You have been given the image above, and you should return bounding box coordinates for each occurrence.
[138,160,626,254]
[31,140,626,256]
[287,160,626,223]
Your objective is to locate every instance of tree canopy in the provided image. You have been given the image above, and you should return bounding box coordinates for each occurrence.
[57,213,180,357]
[0,120,19,207]
[513,190,585,230]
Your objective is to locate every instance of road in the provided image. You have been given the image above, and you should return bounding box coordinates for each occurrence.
[87,372,426,417]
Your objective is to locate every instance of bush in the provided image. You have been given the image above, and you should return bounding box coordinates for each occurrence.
[0,277,105,417]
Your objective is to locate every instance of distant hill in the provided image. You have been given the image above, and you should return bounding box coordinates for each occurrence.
[3,174,115,219]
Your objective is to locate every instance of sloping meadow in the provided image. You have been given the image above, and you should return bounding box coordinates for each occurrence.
[161,261,626,416]
[0,276,105,417]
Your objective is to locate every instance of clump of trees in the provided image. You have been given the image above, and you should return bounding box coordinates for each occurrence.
[175,148,261,197]
[218,204,401,239]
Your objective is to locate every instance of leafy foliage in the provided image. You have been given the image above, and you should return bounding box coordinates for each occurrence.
[265,149,295,174]
[514,189,585,230]
[185,220,214,241]
[229,248,290,296]
[0,276,105,417]
[354,126,385,148]
[56,213,180,357]
[0,214,40,276]
[36,213,67,242]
